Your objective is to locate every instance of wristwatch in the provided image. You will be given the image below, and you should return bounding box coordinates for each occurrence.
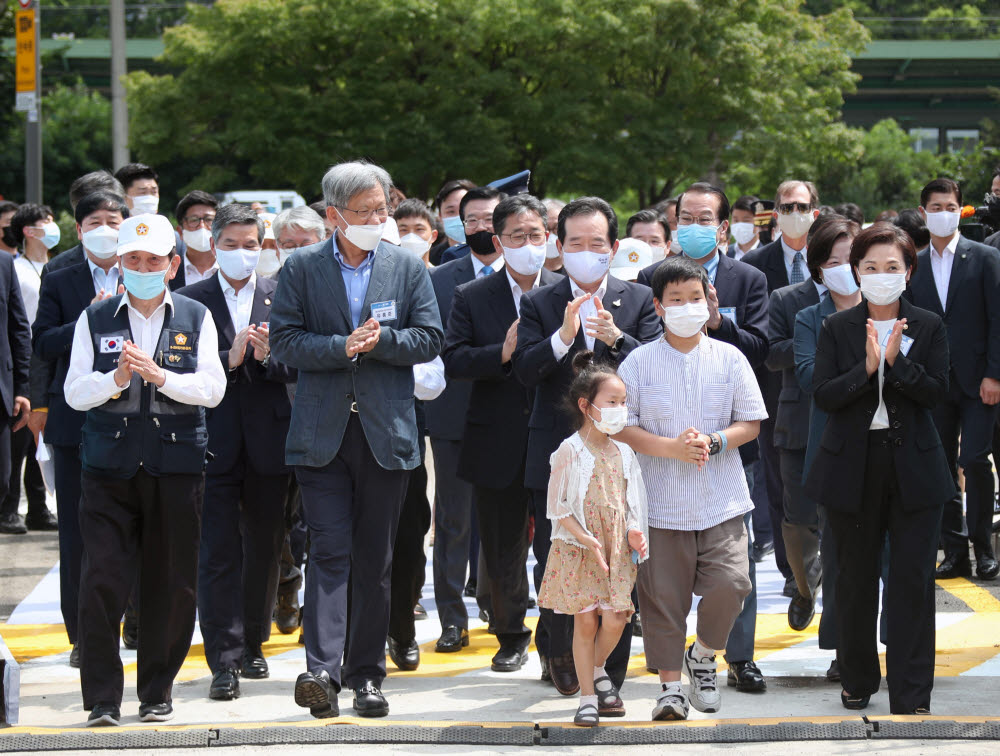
[610,333,625,352]
[708,433,722,456]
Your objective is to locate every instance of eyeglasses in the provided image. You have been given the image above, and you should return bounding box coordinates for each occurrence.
[501,231,547,246]
[677,213,718,227]
[338,205,389,223]
[777,202,812,215]
[182,214,215,230]
[277,241,314,252]
[463,217,494,231]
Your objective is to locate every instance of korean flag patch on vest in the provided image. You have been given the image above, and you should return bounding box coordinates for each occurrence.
[100,336,124,353]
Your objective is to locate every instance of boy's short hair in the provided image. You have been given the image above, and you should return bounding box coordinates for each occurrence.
[649,255,710,300]
[393,198,436,227]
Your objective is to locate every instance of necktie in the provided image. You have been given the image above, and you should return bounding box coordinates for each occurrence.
[479,264,493,278]
[790,252,804,284]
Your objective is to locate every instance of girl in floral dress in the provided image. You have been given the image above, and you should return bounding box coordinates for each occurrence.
[538,352,648,727]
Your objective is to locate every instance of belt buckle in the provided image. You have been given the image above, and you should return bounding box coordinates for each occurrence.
[350,401,359,414]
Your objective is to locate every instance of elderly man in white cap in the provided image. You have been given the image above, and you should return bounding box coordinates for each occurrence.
[64,213,227,727]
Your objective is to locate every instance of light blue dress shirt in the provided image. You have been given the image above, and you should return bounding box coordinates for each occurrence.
[333,234,375,328]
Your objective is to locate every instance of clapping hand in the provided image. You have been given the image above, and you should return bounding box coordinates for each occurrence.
[585,297,622,347]
[883,318,907,367]
[559,293,591,346]
[501,319,519,364]
[346,318,381,358]
[865,319,881,377]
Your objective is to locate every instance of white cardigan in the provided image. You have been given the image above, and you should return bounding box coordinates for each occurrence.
[546,432,649,564]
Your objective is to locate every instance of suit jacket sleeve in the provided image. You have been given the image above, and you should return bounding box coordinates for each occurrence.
[366,262,443,366]
[619,292,665,359]
[982,247,1000,381]
[882,318,950,409]
[710,272,769,368]
[512,291,564,388]
[269,254,357,372]
[812,317,876,413]
[764,288,794,372]
[793,308,818,394]
[442,284,506,381]
[8,261,31,399]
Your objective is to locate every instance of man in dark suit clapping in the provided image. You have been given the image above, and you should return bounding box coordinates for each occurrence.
[512,196,662,695]
[442,194,563,674]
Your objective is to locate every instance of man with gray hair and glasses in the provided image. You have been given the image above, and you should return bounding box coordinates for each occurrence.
[270,161,443,720]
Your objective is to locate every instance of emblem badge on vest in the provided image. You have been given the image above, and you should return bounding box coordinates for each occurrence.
[170,332,193,352]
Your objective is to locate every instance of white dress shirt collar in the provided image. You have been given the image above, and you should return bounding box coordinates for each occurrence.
[570,274,609,301]
[115,287,174,318]
[931,232,960,259]
[505,268,541,315]
[471,253,504,277]
[87,257,120,294]
[780,235,806,267]
[218,270,257,298]
[185,257,219,284]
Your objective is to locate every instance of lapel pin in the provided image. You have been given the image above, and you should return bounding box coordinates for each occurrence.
[612,299,621,307]
[961,254,967,259]
[264,298,271,306]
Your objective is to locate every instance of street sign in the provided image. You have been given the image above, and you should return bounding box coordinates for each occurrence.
[18,1,35,9]
[15,9,37,94]
[15,92,36,113]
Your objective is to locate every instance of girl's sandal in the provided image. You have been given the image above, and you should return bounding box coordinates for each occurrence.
[573,702,599,727]
[595,675,625,717]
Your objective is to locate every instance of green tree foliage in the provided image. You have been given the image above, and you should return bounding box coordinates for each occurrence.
[126,0,868,207]
[803,2,1000,39]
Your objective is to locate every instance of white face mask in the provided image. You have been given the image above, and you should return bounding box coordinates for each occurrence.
[183,227,212,252]
[776,211,814,240]
[590,404,628,436]
[255,249,281,277]
[669,228,682,254]
[215,247,261,280]
[731,222,756,246]
[399,232,431,257]
[545,233,561,259]
[337,209,384,251]
[661,300,710,338]
[131,195,159,215]
[82,225,119,259]
[562,250,610,285]
[923,210,960,238]
[859,272,907,306]
[650,245,667,262]
[821,263,859,296]
[503,243,546,276]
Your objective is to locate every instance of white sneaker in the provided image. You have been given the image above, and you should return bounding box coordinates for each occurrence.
[652,686,689,721]
[683,644,721,713]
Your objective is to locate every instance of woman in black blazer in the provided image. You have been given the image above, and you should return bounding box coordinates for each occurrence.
[806,223,954,715]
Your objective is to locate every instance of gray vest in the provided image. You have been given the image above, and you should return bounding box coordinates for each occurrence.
[79,293,209,478]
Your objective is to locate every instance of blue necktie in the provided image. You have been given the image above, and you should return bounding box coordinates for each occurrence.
[479,264,494,278]
[790,252,804,284]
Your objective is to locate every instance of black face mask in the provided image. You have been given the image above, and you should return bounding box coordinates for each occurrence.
[466,230,495,256]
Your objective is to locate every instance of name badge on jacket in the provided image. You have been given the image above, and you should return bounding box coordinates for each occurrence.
[371,300,397,322]
[719,306,737,324]
[880,329,914,356]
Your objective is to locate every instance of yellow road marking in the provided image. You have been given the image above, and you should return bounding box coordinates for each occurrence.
[937,576,1000,613]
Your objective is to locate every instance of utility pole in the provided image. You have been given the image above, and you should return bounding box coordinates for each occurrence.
[110,0,129,169]
[15,0,42,204]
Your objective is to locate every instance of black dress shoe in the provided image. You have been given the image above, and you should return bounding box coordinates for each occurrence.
[241,646,269,679]
[25,508,58,531]
[727,660,766,692]
[548,653,580,696]
[826,658,840,682]
[294,669,338,718]
[491,645,528,672]
[787,592,815,631]
[0,512,27,535]
[388,636,420,671]
[751,539,774,563]
[463,579,477,598]
[353,679,389,717]
[275,592,301,634]
[121,612,138,650]
[138,701,174,722]
[976,555,999,581]
[527,596,537,609]
[782,576,797,598]
[478,609,496,635]
[935,553,972,579]
[69,643,80,668]
[413,602,427,620]
[435,626,469,653]
[87,702,120,727]
[210,668,241,700]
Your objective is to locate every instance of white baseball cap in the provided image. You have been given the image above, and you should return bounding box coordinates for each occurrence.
[611,237,652,281]
[117,213,176,257]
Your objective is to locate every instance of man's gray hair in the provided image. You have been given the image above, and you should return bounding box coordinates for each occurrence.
[542,198,566,215]
[273,206,328,242]
[321,161,392,209]
[212,203,265,243]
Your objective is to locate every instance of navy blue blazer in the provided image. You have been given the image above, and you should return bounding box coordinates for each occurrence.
[512,274,661,490]
[269,237,443,470]
[637,252,769,464]
[794,295,836,479]
[904,236,1000,399]
[439,242,471,265]
[443,267,563,490]
[31,261,95,445]
[0,252,31,417]
[766,280,821,451]
[424,254,476,441]
[177,275,295,477]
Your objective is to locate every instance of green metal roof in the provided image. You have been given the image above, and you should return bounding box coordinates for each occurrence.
[1,37,165,59]
[858,39,1000,60]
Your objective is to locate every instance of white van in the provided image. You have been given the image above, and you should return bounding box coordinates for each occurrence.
[219,190,307,214]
